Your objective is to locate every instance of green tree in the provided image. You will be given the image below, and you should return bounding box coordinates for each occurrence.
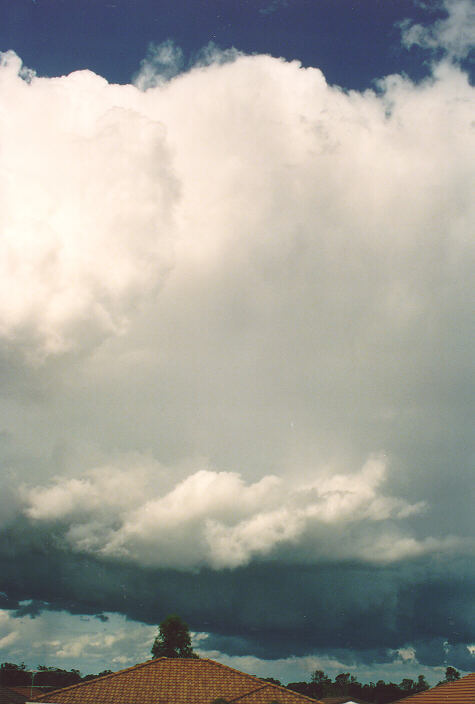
[83,669,113,681]
[0,663,29,687]
[151,614,198,658]
[35,666,81,688]
[287,681,312,697]
[438,666,460,685]
[309,670,332,697]
[416,674,429,691]
[400,678,417,692]
[334,672,357,694]
[444,666,460,682]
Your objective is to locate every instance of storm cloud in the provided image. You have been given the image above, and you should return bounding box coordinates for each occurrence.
[0,0,474,681]
[1,525,473,672]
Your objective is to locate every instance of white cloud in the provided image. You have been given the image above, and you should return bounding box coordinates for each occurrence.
[0,31,473,631]
[134,40,185,90]
[0,630,19,648]
[0,608,156,672]
[134,41,242,91]
[400,0,475,59]
[0,50,177,359]
[395,646,417,663]
[195,646,451,687]
[23,464,154,521]
[1,45,472,367]
[21,456,446,570]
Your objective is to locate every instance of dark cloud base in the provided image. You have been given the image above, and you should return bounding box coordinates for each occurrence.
[1,519,473,670]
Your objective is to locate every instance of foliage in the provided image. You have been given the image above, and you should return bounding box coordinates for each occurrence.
[0,662,30,686]
[310,669,332,698]
[437,666,460,685]
[83,669,113,681]
[0,663,81,688]
[0,663,116,689]
[445,666,460,681]
[151,614,198,659]
[261,677,282,686]
[0,659,447,702]
[34,666,82,688]
[287,668,431,703]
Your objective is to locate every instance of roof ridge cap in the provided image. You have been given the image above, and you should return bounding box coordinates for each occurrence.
[35,657,166,700]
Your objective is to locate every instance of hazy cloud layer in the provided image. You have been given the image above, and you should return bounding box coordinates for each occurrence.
[0,4,474,676]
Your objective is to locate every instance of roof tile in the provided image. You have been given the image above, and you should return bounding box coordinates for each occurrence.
[0,686,29,704]
[393,673,475,703]
[31,658,318,704]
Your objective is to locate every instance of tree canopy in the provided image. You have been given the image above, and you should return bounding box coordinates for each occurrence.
[151,614,198,659]
[438,666,460,685]
[287,668,430,703]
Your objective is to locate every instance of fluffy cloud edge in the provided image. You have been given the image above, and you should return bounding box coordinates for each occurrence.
[18,455,468,571]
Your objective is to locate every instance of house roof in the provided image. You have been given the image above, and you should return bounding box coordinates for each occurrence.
[319,698,370,704]
[8,689,44,699]
[393,672,475,703]
[31,657,319,704]
[0,686,29,704]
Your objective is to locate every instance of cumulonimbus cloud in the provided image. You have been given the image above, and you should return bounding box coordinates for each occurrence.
[1,44,473,365]
[2,39,473,572]
[0,22,473,675]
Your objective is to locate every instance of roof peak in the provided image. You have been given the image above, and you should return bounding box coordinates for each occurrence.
[34,656,320,704]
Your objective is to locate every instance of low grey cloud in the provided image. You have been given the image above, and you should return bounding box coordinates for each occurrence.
[0,524,473,671]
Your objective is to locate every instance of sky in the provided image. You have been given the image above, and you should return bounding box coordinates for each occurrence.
[0,0,474,688]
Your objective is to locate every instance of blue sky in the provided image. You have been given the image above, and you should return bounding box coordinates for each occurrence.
[0,0,458,88]
[0,0,474,687]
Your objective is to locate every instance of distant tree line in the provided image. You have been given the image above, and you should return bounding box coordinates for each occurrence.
[281,665,460,703]
[0,662,112,690]
[283,669,429,703]
[1,619,462,704]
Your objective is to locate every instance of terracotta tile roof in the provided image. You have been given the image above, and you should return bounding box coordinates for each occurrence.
[0,686,29,704]
[8,688,44,699]
[31,658,319,704]
[393,672,475,703]
[319,698,370,704]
